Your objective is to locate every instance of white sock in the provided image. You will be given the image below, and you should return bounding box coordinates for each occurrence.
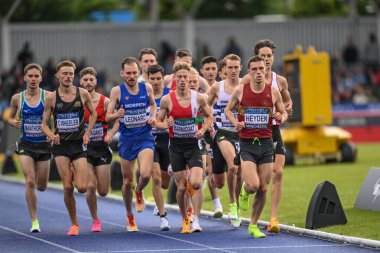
[213,198,221,208]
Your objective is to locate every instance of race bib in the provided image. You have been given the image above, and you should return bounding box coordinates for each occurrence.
[173,118,196,138]
[57,112,80,133]
[24,116,44,137]
[123,108,147,128]
[86,122,104,141]
[244,108,270,129]
[220,108,238,129]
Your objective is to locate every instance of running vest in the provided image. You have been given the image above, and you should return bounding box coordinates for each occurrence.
[54,87,85,141]
[19,88,47,143]
[238,83,273,139]
[84,94,108,142]
[118,82,151,137]
[169,90,202,138]
[170,79,176,91]
[268,71,281,126]
[152,87,170,135]
[215,81,238,131]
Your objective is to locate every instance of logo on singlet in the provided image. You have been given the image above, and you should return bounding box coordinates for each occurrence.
[57,103,63,109]
[74,101,81,107]
[124,96,129,101]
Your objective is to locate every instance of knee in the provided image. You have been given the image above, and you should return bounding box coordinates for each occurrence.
[273,166,284,181]
[177,185,186,195]
[153,176,162,187]
[228,165,238,175]
[37,184,47,192]
[213,175,224,189]
[161,180,169,189]
[98,187,109,197]
[63,184,74,194]
[25,178,35,190]
[192,182,202,191]
[258,185,268,195]
[139,174,150,184]
[245,182,259,194]
[87,183,96,193]
[77,186,87,194]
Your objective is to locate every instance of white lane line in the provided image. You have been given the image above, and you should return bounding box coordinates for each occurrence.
[0,225,81,253]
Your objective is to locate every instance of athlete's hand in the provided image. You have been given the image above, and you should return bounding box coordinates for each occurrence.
[83,133,90,145]
[10,118,21,129]
[104,134,112,144]
[148,116,156,128]
[195,129,205,140]
[167,116,174,127]
[273,112,282,122]
[285,104,293,116]
[51,134,60,145]
[116,108,125,118]
[234,121,245,132]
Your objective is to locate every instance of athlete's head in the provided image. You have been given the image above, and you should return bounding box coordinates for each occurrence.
[120,57,140,87]
[175,48,192,66]
[218,58,227,80]
[56,60,76,88]
[147,64,164,91]
[24,63,42,89]
[254,39,276,70]
[79,67,97,93]
[139,48,158,75]
[200,56,218,83]
[189,67,200,91]
[247,55,265,83]
[224,54,242,81]
[173,62,191,91]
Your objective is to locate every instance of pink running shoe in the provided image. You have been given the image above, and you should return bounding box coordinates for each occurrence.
[91,220,102,232]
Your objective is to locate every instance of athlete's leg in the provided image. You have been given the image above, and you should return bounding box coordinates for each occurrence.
[85,163,99,221]
[152,162,165,215]
[136,148,153,192]
[173,171,187,218]
[161,170,171,189]
[251,162,272,224]
[34,160,50,192]
[270,154,285,218]
[218,141,238,203]
[95,164,110,197]
[55,156,77,225]
[20,155,38,221]
[71,157,89,193]
[120,158,135,215]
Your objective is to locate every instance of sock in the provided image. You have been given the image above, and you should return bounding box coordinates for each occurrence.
[213,198,221,208]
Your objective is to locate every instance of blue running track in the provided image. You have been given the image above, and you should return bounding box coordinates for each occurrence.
[0,179,378,253]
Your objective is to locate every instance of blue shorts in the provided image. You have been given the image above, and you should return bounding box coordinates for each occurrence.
[118,132,155,161]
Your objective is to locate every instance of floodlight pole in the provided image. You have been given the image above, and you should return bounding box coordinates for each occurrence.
[1,0,22,72]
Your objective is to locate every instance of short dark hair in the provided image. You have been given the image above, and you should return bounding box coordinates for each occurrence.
[139,48,158,61]
[148,64,164,76]
[121,57,140,70]
[79,67,97,78]
[175,48,192,58]
[254,39,276,55]
[200,56,217,67]
[247,55,265,68]
[218,58,226,70]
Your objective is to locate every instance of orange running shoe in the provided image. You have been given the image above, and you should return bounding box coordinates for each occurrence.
[67,225,79,236]
[267,218,280,233]
[135,191,145,213]
[180,218,191,234]
[127,215,138,232]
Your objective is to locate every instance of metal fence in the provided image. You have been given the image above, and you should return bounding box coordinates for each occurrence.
[6,17,377,80]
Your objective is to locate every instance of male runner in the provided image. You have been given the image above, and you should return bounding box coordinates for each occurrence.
[138,48,158,83]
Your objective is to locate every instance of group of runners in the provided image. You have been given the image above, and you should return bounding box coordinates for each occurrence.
[7,39,293,238]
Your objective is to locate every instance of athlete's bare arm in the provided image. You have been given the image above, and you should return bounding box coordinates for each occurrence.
[240,73,250,85]
[156,94,171,130]
[80,88,97,144]
[41,92,59,144]
[106,86,123,122]
[196,93,212,139]
[198,76,210,93]
[272,87,288,123]
[163,74,173,88]
[206,82,220,107]
[8,93,21,128]
[277,75,293,115]
[103,97,119,144]
[225,85,244,131]
[145,83,157,128]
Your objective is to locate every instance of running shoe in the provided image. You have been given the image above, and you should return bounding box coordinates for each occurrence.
[135,191,145,213]
[153,206,159,216]
[127,215,138,232]
[91,219,102,232]
[67,225,79,236]
[239,182,250,211]
[191,217,203,232]
[30,220,41,233]
[160,216,170,231]
[180,218,191,234]
[228,203,238,220]
[213,205,223,219]
[248,224,265,238]
[231,217,242,228]
[187,207,194,223]
[267,217,280,233]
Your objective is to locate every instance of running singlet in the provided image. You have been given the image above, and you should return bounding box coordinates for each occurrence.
[84,94,108,142]
[238,83,273,139]
[19,88,47,143]
[215,81,238,131]
[118,82,151,137]
[170,79,176,91]
[169,90,201,139]
[268,71,281,126]
[152,87,170,135]
[54,87,85,141]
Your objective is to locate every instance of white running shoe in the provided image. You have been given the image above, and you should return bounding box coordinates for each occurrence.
[213,206,223,219]
[191,218,203,232]
[153,206,159,216]
[160,217,170,231]
[231,217,242,228]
